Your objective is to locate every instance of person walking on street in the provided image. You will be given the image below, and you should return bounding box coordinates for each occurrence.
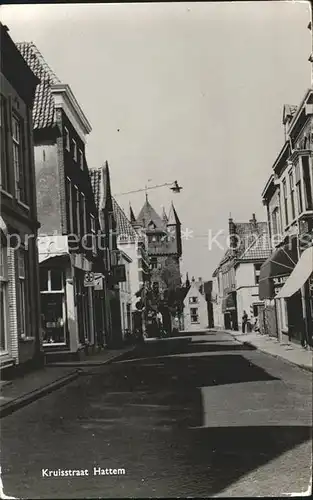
[242,310,248,333]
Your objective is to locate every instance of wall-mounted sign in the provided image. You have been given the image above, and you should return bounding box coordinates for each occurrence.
[112,264,126,282]
[84,271,95,287]
[94,273,104,290]
[273,276,288,286]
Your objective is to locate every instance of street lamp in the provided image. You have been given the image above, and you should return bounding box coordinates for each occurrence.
[114,180,183,197]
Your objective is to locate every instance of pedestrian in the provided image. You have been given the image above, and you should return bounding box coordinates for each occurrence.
[242,310,248,333]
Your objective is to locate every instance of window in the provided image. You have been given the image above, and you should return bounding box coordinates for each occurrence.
[189,296,198,304]
[271,207,279,237]
[0,247,9,351]
[79,193,85,238]
[289,170,296,220]
[78,149,84,170]
[302,156,313,210]
[17,249,28,338]
[82,194,87,237]
[90,214,96,254]
[295,163,303,214]
[65,177,73,233]
[190,307,199,323]
[282,179,289,226]
[150,257,157,269]
[0,95,10,192]
[72,139,77,162]
[64,127,70,151]
[73,186,80,237]
[40,269,66,345]
[40,270,65,293]
[253,304,259,317]
[12,114,26,203]
[254,263,262,285]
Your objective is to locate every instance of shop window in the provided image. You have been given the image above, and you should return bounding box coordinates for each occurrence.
[40,269,65,345]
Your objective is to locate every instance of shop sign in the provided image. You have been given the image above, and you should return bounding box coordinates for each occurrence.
[274,275,288,296]
[94,273,104,290]
[84,271,95,287]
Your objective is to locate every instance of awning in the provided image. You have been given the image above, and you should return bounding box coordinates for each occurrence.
[222,293,236,313]
[258,243,298,299]
[276,246,313,299]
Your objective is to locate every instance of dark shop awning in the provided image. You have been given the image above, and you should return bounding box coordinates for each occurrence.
[222,293,236,313]
[258,243,298,299]
[276,246,313,299]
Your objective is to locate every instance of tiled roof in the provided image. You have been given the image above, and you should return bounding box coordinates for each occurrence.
[213,221,269,273]
[16,42,60,130]
[239,230,271,261]
[136,198,165,229]
[112,198,138,243]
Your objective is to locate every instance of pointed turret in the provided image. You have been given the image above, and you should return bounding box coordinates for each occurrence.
[129,204,136,225]
[185,272,190,289]
[103,160,113,212]
[162,206,168,225]
[167,201,181,226]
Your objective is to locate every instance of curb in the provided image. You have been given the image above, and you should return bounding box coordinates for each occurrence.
[242,340,313,373]
[229,332,313,373]
[0,370,80,419]
[45,346,136,368]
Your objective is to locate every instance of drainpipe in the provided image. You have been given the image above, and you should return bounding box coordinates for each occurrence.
[297,222,309,347]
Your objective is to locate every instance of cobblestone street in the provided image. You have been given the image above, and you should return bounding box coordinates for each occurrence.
[1,331,312,498]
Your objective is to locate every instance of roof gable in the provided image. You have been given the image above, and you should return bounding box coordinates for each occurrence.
[136,198,165,229]
[184,283,206,305]
[112,198,138,243]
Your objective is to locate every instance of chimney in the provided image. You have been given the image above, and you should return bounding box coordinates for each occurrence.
[228,217,237,251]
[249,213,258,232]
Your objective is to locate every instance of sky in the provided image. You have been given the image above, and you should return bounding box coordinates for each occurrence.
[1,1,312,281]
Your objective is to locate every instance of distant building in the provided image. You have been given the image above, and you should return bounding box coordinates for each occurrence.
[212,214,271,331]
[183,277,208,331]
[131,196,183,332]
[132,196,182,295]
[0,24,41,370]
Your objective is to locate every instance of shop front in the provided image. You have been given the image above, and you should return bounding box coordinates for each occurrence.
[276,245,313,347]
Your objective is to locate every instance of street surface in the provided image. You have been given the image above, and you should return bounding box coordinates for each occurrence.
[1,331,312,498]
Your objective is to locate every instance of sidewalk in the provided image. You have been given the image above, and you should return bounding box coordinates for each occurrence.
[0,345,135,418]
[222,329,313,372]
